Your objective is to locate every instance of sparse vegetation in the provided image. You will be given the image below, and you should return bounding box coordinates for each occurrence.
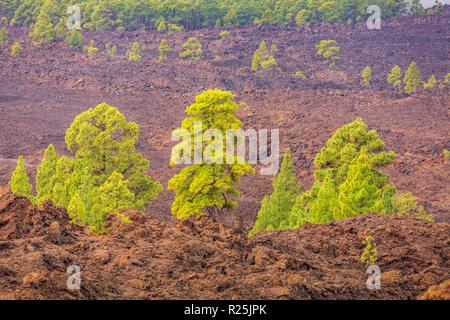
[0,26,9,45]
[388,65,402,90]
[126,42,142,61]
[316,40,341,71]
[424,74,437,89]
[11,41,21,57]
[158,39,169,61]
[220,30,230,40]
[360,235,378,265]
[65,30,83,49]
[179,37,202,61]
[9,156,32,199]
[362,66,372,86]
[292,70,306,79]
[84,39,99,57]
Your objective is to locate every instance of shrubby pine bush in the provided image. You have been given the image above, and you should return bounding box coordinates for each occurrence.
[249,148,300,237]
[168,89,254,220]
[387,65,402,90]
[360,235,378,265]
[65,30,83,49]
[0,27,8,45]
[179,38,202,61]
[84,39,98,57]
[168,23,184,34]
[158,39,169,61]
[105,43,117,58]
[10,103,162,232]
[55,17,69,38]
[362,66,372,86]
[292,70,306,79]
[126,42,142,61]
[251,41,277,71]
[403,62,421,93]
[157,20,166,32]
[11,41,20,57]
[316,40,341,71]
[424,74,437,89]
[220,30,230,40]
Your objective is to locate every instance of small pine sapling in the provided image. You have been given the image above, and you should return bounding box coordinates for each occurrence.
[158,38,169,61]
[220,30,230,40]
[65,30,83,49]
[11,41,21,57]
[84,40,99,57]
[0,26,8,45]
[9,156,33,199]
[387,65,402,90]
[251,41,277,71]
[126,42,142,61]
[316,40,341,71]
[423,74,437,89]
[362,66,372,86]
[179,38,202,61]
[360,235,378,265]
[403,62,421,94]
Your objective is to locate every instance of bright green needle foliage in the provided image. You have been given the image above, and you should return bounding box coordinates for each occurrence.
[0,27,8,45]
[316,40,341,71]
[360,235,378,265]
[168,23,184,34]
[423,74,437,90]
[295,118,396,224]
[168,89,254,220]
[249,148,300,237]
[390,192,434,222]
[19,103,162,232]
[158,39,169,61]
[387,65,402,90]
[292,70,306,79]
[65,30,83,49]
[11,41,20,57]
[220,30,230,40]
[35,144,58,204]
[179,37,202,61]
[362,66,372,86]
[334,148,384,219]
[403,62,421,94]
[29,12,55,45]
[9,156,32,198]
[84,40,98,57]
[251,41,277,71]
[126,42,142,61]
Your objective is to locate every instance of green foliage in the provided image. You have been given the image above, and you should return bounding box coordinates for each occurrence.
[387,65,402,90]
[444,73,450,85]
[403,62,421,94]
[249,149,300,237]
[362,66,372,86]
[157,20,166,32]
[65,30,83,49]
[28,11,55,45]
[126,41,142,61]
[443,149,450,159]
[423,74,437,90]
[9,156,32,199]
[0,27,9,45]
[251,41,277,71]
[84,39,98,57]
[168,23,184,34]
[168,89,254,220]
[105,43,117,58]
[0,0,423,31]
[11,41,20,57]
[220,30,230,40]
[316,40,341,70]
[292,70,306,79]
[360,235,378,265]
[291,118,396,225]
[54,17,68,38]
[390,192,434,222]
[179,37,202,61]
[21,103,162,232]
[158,38,169,61]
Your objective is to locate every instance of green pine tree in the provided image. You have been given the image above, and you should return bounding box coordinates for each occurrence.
[388,65,402,90]
[404,62,421,93]
[158,38,169,61]
[316,40,341,71]
[249,148,300,237]
[35,144,59,204]
[251,41,277,71]
[9,156,32,199]
[65,30,83,49]
[362,66,372,86]
[179,38,202,61]
[0,27,9,45]
[29,11,55,45]
[423,74,437,89]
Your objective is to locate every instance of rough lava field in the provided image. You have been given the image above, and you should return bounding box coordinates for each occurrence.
[0,12,449,299]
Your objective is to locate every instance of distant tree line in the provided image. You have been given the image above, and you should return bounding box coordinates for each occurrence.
[0,0,443,32]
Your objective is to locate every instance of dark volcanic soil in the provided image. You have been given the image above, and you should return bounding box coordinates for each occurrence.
[0,186,448,300]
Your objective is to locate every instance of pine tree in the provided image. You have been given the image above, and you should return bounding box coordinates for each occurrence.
[65,30,83,49]
[126,41,142,61]
[249,148,300,237]
[29,11,55,45]
[403,62,421,93]
[11,41,21,57]
[179,38,202,61]
[388,65,402,90]
[251,41,277,71]
[158,38,169,61]
[168,89,254,220]
[0,27,8,45]
[84,39,98,57]
[35,144,59,204]
[9,156,32,199]
[68,193,86,224]
[157,20,166,32]
[334,148,383,219]
[362,66,372,86]
[316,40,341,71]
[423,74,437,90]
